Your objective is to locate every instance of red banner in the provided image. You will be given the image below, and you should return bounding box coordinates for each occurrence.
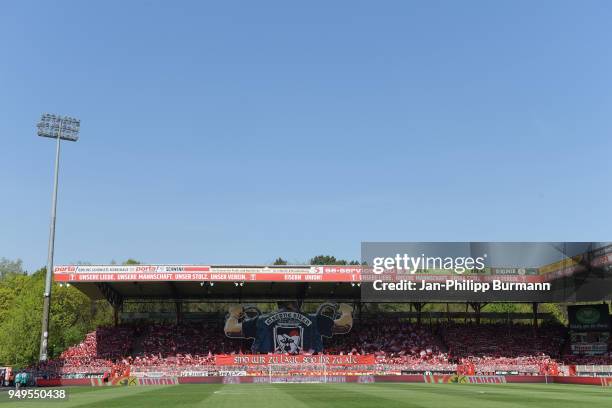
[53,265,361,283]
[53,272,360,283]
[53,264,546,284]
[214,354,376,366]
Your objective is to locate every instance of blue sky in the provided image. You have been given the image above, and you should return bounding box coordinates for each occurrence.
[1,1,612,272]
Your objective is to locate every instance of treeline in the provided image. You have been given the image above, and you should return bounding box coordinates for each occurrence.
[274,255,361,265]
[0,258,112,368]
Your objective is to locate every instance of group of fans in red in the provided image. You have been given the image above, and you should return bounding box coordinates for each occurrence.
[30,307,611,380]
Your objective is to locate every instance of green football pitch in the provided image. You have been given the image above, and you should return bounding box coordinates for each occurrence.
[1,383,610,408]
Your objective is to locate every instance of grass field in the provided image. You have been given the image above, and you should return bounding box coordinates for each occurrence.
[1,383,610,408]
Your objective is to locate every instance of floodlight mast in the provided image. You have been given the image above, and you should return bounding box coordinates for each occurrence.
[37,113,80,362]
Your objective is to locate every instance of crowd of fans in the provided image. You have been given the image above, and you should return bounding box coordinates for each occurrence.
[139,322,246,357]
[324,318,453,371]
[437,323,569,374]
[32,319,611,378]
[439,323,566,360]
[60,326,134,360]
[129,322,239,373]
[36,326,134,376]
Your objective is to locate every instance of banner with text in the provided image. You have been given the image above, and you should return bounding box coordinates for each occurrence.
[214,354,376,366]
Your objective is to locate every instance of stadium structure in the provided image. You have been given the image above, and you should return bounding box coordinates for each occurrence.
[20,244,612,388]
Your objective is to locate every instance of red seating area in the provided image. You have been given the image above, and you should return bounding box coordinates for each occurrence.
[60,326,134,360]
[37,326,134,375]
[130,322,244,370]
[325,318,442,354]
[440,322,566,359]
[438,323,569,373]
[34,320,610,377]
[324,318,450,369]
[139,322,245,357]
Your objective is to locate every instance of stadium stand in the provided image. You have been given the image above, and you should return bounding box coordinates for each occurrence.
[31,319,611,379]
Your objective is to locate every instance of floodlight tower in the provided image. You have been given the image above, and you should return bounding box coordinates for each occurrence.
[37,113,80,361]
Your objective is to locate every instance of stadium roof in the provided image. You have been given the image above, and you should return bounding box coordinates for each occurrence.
[69,280,362,302]
[53,255,612,303]
[55,265,364,302]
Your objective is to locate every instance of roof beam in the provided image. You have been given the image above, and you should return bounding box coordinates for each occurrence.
[95,282,124,308]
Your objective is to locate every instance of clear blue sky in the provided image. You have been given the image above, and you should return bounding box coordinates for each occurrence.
[1,1,611,272]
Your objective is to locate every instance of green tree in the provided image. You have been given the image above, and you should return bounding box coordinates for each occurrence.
[0,272,44,366]
[310,255,340,265]
[0,267,112,368]
[273,257,288,265]
[0,257,25,279]
[309,255,360,265]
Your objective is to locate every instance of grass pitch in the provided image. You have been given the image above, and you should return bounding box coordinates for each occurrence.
[1,383,610,408]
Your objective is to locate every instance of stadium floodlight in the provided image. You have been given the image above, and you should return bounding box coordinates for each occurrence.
[37,113,80,362]
[37,113,80,141]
